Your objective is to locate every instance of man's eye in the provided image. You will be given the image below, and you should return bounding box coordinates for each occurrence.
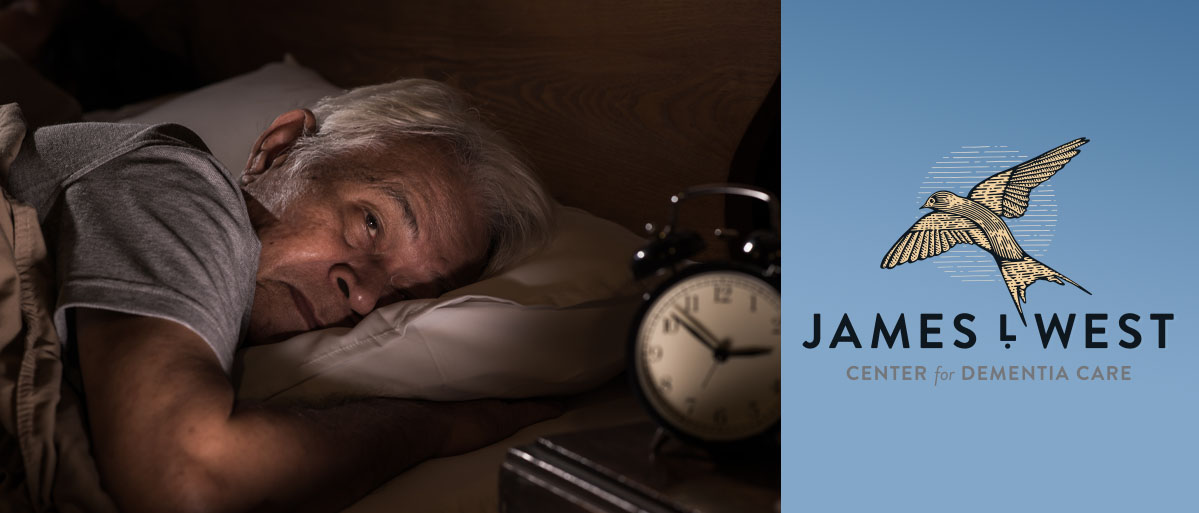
[365,211,380,238]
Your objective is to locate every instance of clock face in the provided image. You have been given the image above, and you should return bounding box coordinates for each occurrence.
[633,269,781,442]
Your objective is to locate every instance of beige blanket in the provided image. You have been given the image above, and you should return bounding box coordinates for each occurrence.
[0,103,116,513]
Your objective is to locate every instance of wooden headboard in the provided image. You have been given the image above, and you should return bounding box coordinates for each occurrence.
[109,0,780,235]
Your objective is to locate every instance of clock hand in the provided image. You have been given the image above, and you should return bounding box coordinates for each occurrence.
[672,313,719,352]
[672,305,726,350]
[725,346,774,358]
[701,360,719,389]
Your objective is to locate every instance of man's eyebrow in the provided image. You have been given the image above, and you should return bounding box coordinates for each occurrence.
[380,185,420,238]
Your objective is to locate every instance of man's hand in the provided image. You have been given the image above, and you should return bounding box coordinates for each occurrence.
[76,309,563,513]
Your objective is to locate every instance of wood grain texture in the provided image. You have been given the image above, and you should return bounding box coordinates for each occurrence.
[112,0,779,236]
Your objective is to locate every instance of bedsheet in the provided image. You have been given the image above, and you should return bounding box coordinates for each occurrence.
[0,103,117,513]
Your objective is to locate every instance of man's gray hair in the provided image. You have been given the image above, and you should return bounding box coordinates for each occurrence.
[259,79,554,278]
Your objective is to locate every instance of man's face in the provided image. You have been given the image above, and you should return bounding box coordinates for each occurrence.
[245,140,488,345]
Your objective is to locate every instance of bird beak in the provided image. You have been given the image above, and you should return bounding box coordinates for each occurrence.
[921,198,934,209]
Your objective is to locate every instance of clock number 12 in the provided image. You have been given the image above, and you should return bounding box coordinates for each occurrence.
[713,284,732,304]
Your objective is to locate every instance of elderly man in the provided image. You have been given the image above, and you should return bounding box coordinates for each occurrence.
[2,69,560,513]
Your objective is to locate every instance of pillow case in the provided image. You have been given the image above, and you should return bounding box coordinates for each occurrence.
[121,56,345,174]
[112,58,646,402]
[234,205,644,402]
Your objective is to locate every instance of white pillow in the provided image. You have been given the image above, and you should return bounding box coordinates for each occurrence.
[234,205,644,402]
[121,56,345,174]
[112,58,645,402]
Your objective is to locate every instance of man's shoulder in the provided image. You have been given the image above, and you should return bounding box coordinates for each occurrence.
[36,121,210,150]
[30,121,218,175]
[24,122,259,372]
[8,121,236,214]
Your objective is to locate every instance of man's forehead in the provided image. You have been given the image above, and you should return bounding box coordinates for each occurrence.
[340,142,487,288]
[366,163,464,235]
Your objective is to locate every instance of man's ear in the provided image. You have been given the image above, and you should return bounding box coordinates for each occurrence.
[242,108,317,184]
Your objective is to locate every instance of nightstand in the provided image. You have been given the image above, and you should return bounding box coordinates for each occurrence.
[500,422,780,512]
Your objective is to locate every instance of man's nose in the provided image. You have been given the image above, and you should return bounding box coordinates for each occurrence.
[329,264,382,316]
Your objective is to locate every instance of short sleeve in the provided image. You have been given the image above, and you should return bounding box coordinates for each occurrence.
[50,134,258,373]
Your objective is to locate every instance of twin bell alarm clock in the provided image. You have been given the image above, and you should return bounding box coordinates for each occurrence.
[628,183,781,449]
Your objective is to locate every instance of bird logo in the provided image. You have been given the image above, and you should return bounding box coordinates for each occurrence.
[881,138,1091,324]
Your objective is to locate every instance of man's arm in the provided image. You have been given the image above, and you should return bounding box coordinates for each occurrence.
[76,308,561,513]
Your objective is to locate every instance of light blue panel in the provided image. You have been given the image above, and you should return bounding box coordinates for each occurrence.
[782,1,1197,511]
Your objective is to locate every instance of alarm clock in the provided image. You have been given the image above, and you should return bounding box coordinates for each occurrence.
[629,184,780,448]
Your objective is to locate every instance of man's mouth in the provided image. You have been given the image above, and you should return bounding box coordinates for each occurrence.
[287,284,321,331]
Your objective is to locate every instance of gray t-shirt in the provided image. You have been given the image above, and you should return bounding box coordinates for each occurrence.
[4,122,259,373]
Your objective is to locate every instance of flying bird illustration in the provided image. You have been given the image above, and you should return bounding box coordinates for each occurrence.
[881,138,1092,324]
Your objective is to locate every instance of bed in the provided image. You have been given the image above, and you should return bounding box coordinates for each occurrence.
[24,1,780,511]
[79,0,779,239]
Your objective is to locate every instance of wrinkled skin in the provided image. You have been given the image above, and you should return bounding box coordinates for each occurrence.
[241,109,488,344]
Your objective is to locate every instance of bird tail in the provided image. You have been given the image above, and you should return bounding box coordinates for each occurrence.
[998,256,1091,325]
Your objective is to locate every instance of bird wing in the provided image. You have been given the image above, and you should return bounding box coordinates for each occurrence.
[967,138,1089,218]
[881,212,992,269]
